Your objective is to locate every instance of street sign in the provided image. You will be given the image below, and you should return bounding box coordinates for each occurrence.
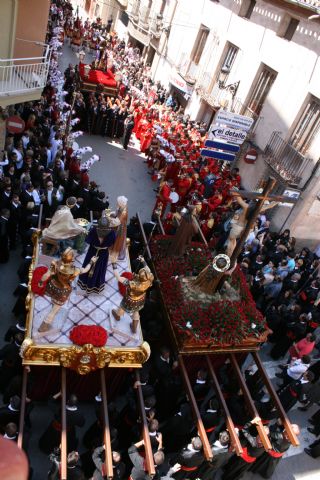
[204,139,240,153]
[215,110,254,132]
[6,116,25,134]
[279,189,300,207]
[210,124,247,145]
[244,148,258,164]
[200,148,235,162]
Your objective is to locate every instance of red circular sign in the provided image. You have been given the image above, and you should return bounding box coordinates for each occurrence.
[6,116,25,134]
[244,148,258,164]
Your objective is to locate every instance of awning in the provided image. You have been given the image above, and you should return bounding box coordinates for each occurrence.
[169,69,193,96]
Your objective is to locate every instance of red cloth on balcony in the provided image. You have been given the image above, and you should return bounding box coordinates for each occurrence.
[79,63,117,88]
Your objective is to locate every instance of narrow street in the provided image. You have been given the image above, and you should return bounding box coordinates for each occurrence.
[59,43,156,221]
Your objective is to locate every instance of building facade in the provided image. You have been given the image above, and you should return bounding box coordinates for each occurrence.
[0,0,51,108]
[149,0,320,245]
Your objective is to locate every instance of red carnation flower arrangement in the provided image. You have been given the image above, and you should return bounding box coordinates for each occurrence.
[150,236,267,346]
[31,266,49,296]
[70,325,108,347]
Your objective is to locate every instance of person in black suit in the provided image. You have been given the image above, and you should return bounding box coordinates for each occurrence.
[193,369,210,404]
[123,115,135,150]
[200,395,221,438]
[0,332,23,391]
[42,180,63,218]
[0,396,21,433]
[3,422,18,442]
[171,436,204,479]
[0,184,12,210]
[161,403,193,453]
[0,209,10,263]
[19,183,35,208]
[39,392,85,454]
[8,194,22,250]
[90,191,109,217]
[70,198,88,219]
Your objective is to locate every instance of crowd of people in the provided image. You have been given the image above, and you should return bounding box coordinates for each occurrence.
[1,0,320,478]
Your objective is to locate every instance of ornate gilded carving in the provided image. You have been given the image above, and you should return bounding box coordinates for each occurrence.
[21,339,150,375]
[21,340,150,374]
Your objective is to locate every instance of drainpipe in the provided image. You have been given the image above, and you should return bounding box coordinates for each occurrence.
[152,0,178,80]
[10,0,18,58]
[279,158,320,232]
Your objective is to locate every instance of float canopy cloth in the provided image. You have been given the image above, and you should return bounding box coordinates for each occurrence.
[79,63,117,88]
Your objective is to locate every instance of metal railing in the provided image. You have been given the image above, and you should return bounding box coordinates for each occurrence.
[264,131,313,187]
[0,46,50,97]
[139,5,151,28]
[150,15,162,38]
[176,53,199,82]
[130,0,140,21]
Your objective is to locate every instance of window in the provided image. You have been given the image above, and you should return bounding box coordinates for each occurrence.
[278,15,299,41]
[192,26,210,65]
[160,0,166,14]
[239,0,256,20]
[245,64,277,115]
[219,43,239,84]
[284,18,299,40]
[289,97,320,154]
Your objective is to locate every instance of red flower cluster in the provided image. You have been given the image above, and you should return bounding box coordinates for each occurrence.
[118,272,134,296]
[151,237,267,347]
[31,266,49,296]
[70,325,108,347]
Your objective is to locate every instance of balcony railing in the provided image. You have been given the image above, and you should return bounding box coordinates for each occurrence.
[139,5,151,29]
[116,0,128,6]
[264,132,313,187]
[0,47,50,97]
[176,53,199,83]
[197,80,258,123]
[150,15,162,38]
[130,0,140,21]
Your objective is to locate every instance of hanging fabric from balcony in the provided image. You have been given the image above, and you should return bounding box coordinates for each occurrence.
[169,69,194,97]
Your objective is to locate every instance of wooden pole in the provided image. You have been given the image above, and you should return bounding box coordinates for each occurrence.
[205,356,243,455]
[137,212,152,260]
[229,354,271,451]
[135,371,156,477]
[100,369,114,478]
[252,352,299,446]
[178,356,213,460]
[194,217,208,247]
[60,368,67,480]
[17,367,28,449]
[229,177,277,267]
[37,203,43,230]
[155,213,165,235]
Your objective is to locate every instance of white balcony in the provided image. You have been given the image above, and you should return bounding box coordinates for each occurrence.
[177,53,199,83]
[150,15,163,38]
[0,47,50,106]
[115,0,128,6]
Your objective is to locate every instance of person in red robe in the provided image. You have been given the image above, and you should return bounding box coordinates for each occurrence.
[140,124,153,153]
[207,193,223,213]
[152,181,173,218]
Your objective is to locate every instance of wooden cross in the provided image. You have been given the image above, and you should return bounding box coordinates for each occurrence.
[193,176,299,295]
[228,176,298,267]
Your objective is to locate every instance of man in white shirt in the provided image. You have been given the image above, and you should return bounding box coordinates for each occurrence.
[0,152,9,177]
[276,355,311,386]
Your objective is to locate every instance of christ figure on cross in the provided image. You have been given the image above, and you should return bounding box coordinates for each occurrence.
[192,177,298,296]
[225,190,278,258]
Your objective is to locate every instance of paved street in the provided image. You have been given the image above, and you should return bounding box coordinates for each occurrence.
[60,43,156,222]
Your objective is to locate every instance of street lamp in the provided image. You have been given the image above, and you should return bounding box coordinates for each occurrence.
[217,66,240,98]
